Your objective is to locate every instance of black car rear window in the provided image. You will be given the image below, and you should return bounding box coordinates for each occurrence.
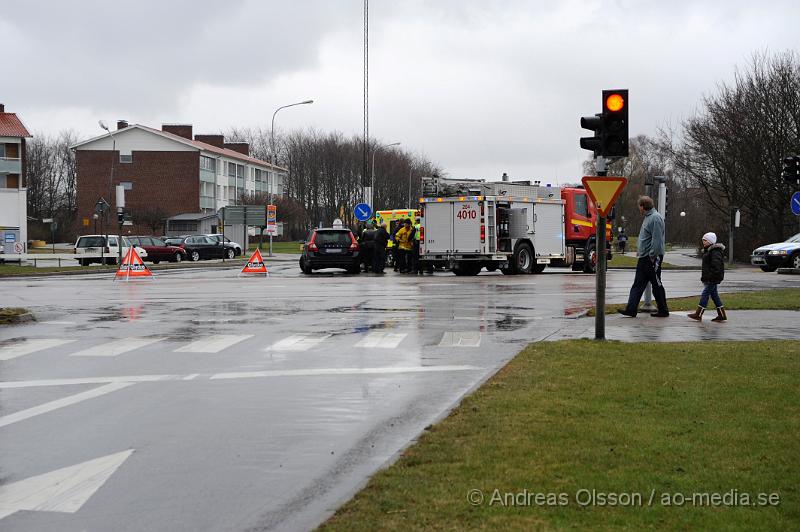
[77,236,105,247]
[315,231,352,245]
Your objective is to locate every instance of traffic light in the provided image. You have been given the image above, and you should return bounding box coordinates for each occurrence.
[117,211,125,225]
[782,155,799,183]
[580,89,629,158]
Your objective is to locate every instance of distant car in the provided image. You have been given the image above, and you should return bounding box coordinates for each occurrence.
[205,234,242,256]
[128,236,188,264]
[73,235,147,266]
[164,235,235,261]
[299,228,360,274]
[750,233,800,271]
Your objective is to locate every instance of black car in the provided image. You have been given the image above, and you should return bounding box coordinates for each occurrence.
[164,235,235,261]
[299,228,360,274]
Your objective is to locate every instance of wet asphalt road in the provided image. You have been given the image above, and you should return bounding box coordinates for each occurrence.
[1,262,798,531]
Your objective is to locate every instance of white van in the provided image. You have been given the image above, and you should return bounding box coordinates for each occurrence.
[74,235,148,266]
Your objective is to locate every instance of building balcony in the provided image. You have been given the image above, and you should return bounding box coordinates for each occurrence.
[0,158,22,174]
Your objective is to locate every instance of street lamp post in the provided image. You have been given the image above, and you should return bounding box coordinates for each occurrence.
[270,100,313,256]
[371,142,400,208]
[98,120,116,265]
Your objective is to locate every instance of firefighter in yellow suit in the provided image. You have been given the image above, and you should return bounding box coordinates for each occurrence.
[394,219,414,273]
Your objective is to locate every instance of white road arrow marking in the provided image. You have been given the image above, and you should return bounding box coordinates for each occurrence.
[438,331,482,347]
[0,339,76,361]
[0,449,134,520]
[0,382,133,428]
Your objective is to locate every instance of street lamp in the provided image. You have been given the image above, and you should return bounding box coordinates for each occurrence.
[98,120,116,265]
[371,142,400,208]
[269,99,313,256]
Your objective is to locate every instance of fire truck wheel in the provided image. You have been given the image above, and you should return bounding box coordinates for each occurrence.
[514,242,533,274]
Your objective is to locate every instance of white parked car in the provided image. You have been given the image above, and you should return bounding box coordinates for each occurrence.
[750,233,800,272]
[73,235,148,266]
[205,234,242,256]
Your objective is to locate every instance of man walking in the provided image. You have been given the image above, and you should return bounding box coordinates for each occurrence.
[618,196,669,318]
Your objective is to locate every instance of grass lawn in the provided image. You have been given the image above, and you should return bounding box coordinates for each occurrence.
[322,340,799,531]
[248,241,302,254]
[0,307,32,324]
[589,287,800,316]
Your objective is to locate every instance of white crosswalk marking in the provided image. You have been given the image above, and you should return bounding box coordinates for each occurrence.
[69,337,165,357]
[267,333,331,352]
[174,335,253,353]
[0,339,76,361]
[355,332,407,349]
[438,331,482,347]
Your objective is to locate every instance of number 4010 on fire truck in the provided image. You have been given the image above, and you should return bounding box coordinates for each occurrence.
[418,176,611,276]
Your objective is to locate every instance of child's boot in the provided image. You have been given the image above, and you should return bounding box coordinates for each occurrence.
[687,306,705,321]
[711,307,727,322]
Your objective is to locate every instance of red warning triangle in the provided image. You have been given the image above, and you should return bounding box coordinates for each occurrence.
[115,247,153,279]
[241,248,269,275]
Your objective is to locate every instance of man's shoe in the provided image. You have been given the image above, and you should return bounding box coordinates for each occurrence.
[650,312,669,318]
[617,309,636,318]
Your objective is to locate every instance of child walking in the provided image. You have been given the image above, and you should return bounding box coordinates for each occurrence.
[688,232,727,322]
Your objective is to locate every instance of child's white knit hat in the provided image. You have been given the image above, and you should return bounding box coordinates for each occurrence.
[702,232,717,244]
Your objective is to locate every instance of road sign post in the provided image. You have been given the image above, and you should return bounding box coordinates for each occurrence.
[582,171,628,341]
[266,204,277,257]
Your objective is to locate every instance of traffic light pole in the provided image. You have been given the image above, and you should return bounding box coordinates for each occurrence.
[595,157,608,340]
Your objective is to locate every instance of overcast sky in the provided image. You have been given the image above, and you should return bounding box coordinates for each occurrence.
[3,0,798,183]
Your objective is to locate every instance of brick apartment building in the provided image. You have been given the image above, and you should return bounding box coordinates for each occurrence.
[0,103,31,255]
[72,121,286,236]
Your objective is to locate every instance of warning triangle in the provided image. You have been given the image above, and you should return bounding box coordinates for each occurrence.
[581,176,628,217]
[115,247,153,280]
[241,248,269,276]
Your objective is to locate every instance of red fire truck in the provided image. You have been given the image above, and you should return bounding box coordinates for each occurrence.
[418,177,611,275]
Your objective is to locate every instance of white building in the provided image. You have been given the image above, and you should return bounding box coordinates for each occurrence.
[0,103,31,255]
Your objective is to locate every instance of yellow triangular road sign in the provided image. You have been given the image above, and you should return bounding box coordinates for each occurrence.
[581,176,628,217]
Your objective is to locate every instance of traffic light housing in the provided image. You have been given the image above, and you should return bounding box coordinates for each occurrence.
[580,89,629,158]
[782,155,799,183]
[117,211,125,225]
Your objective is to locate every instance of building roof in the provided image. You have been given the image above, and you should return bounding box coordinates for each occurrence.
[0,113,32,138]
[167,212,220,221]
[71,124,286,172]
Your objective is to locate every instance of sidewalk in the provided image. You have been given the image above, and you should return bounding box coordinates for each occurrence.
[554,310,799,342]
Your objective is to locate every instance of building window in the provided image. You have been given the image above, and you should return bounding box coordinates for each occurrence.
[0,144,4,158]
[228,162,236,178]
[201,156,216,172]
[120,182,133,190]
[236,164,245,178]
[168,221,199,232]
[119,154,133,164]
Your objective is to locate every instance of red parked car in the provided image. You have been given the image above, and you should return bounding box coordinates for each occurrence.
[128,236,188,263]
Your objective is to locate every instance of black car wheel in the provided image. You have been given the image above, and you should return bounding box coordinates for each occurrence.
[225,248,235,260]
[300,260,313,274]
[792,253,800,270]
[190,251,201,262]
[152,260,160,265]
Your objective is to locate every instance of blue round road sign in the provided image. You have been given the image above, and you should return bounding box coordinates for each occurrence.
[354,203,372,221]
[792,191,800,216]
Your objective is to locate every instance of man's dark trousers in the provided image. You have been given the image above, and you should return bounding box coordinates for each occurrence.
[623,255,668,316]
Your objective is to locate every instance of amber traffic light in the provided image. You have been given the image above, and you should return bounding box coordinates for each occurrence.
[580,89,629,158]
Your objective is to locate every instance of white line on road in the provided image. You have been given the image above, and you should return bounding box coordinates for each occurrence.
[0,382,134,428]
[69,337,165,357]
[0,449,134,520]
[0,339,76,361]
[39,321,78,325]
[174,334,253,353]
[0,366,482,389]
[267,333,332,352]
[355,332,407,348]
[210,365,481,380]
[182,374,199,380]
